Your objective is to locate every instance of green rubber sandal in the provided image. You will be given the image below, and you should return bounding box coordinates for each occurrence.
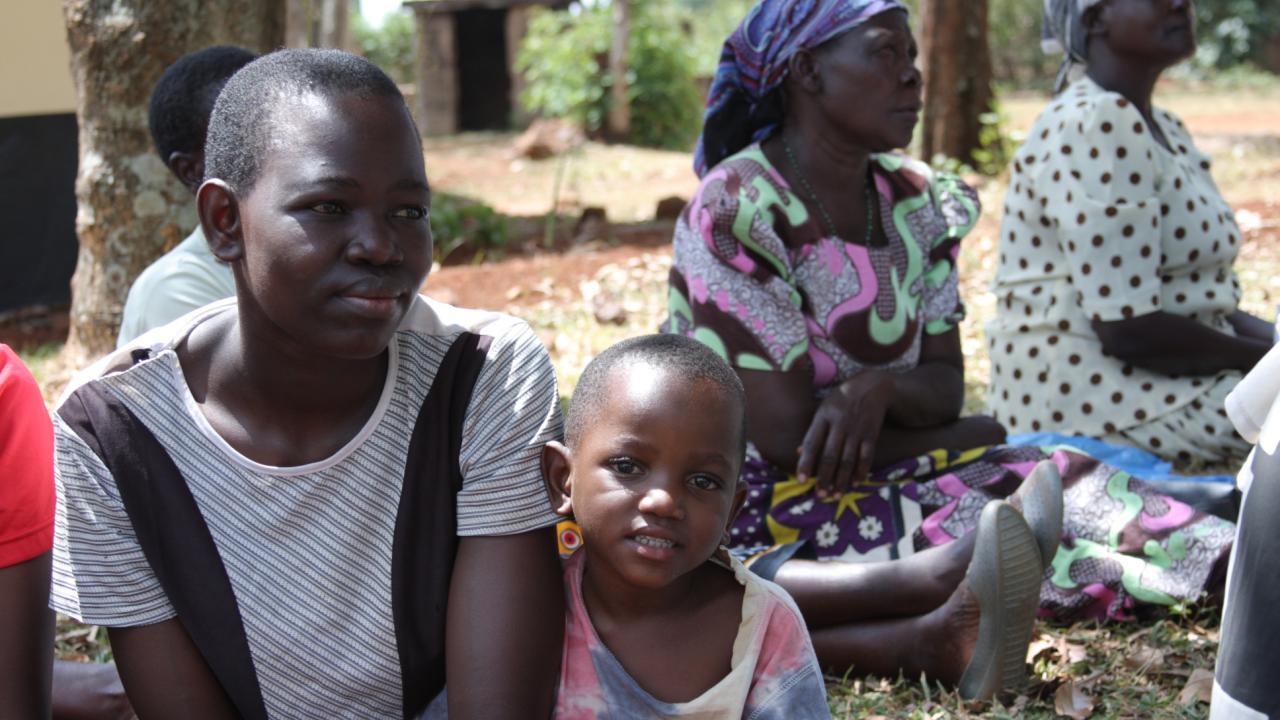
[957,500,1043,701]
[1012,459,1064,571]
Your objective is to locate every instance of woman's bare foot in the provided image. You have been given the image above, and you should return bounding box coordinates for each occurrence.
[925,529,976,598]
[917,578,982,685]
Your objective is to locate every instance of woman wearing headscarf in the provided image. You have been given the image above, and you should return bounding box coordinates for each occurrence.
[666,0,1236,696]
[987,0,1270,465]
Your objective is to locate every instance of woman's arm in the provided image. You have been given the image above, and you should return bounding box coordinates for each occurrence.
[1092,312,1270,376]
[52,660,134,720]
[882,328,966,428]
[446,528,563,720]
[107,620,238,718]
[0,551,53,719]
[1229,310,1274,344]
[741,328,975,494]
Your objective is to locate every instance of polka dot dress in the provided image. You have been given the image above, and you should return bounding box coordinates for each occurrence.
[986,76,1248,463]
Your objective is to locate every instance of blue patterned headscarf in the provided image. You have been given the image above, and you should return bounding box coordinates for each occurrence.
[1041,0,1105,94]
[693,0,908,178]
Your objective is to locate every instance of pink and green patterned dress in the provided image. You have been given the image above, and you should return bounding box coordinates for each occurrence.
[665,144,1234,621]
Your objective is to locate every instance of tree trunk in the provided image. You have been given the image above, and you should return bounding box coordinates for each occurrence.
[319,0,350,51]
[606,0,631,141]
[61,0,284,364]
[919,0,994,165]
[286,0,314,48]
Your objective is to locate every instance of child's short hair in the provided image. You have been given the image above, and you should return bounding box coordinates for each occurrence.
[567,334,747,450]
[204,48,412,193]
[148,46,257,167]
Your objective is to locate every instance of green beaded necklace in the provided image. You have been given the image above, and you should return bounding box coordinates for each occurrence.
[782,136,877,245]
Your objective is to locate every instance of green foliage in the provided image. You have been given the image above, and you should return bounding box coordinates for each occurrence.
[352,10,416,85]
[971,101,1022,176]
[516,1,704,150]
[430,194,508,264]
[677,0,756,76]
[988,0,1054,87]
[929,101,1021,178]
[1192,0,1280,71]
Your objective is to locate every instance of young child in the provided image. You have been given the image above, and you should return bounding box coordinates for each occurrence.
[117,46,257,347]
[542,334,831,718]
[53,50,563,719]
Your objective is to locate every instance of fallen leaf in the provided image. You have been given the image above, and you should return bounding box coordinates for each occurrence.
[1054,680,1096,719]
[1027,635,1056,662]
[1178,668,1214,706]
[1123,644,1166,673]
[1057,637,1088,664]
[1027,634,1088,665]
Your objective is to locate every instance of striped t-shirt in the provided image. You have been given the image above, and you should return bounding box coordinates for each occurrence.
[51,296,562,719]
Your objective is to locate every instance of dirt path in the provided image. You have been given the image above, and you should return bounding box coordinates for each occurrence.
[424,230,672,312]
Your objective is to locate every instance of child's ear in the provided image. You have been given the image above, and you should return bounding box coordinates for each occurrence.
[168,150,204,194]
[198,179,244,263]
[723,482,748,545]
[540,441,574,516]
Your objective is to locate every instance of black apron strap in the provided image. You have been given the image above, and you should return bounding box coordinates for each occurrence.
[60,385,268,720]
[392,331,492,719]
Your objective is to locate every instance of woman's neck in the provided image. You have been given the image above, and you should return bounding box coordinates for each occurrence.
[184,305,390,445]
[775,122,872,196]
[228,325,387,419]
[1085,52,1165,119]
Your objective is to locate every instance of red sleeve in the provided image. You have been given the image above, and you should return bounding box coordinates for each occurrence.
[0,345,55,567]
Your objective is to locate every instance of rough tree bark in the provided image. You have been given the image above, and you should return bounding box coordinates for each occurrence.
[318,0,350,51]
[606,0,631,141]
[285,0,350,50]
[61,0,285,363]
[919,0,994,165]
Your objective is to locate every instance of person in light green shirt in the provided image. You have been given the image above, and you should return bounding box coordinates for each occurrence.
[117,46,256,348]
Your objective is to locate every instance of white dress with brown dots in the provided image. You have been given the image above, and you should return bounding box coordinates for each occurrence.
[986,76,1249,465]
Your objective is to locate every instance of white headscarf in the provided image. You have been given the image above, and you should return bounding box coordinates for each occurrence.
[1042,0,1106,93]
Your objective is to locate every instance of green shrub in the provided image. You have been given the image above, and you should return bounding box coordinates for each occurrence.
[516,1,703,150]
[1192,0,1280,71]
[927,99,1022,178]
[352,10,416,85]
[678,0,755,76]
[430,194,508,264]
[970,100,1022,177]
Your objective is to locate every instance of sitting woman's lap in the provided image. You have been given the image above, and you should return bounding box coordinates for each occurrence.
[1098,372,1250,467]
[730,442,1236,622]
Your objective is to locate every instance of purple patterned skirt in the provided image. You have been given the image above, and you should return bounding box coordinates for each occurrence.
[730,443,1235,621]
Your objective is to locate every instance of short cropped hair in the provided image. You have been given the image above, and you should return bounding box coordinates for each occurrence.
[148,46,257,167]
[204,48,412,194]
[567,334,747,453]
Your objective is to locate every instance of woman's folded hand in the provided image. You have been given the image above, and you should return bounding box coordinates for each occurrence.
[797,368,896,497]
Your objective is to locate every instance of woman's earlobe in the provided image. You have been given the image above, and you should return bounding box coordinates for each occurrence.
[540,441,575,516]
[198,179,244,262]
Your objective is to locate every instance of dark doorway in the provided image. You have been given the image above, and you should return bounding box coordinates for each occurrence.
[0,112,78,313]
[455,8,511,131]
